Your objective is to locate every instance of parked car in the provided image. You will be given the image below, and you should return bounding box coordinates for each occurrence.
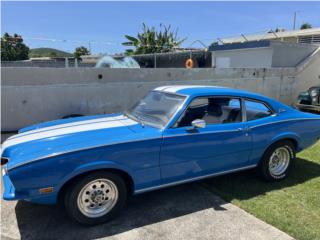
[2,85,320,225]
[295,85,320,113]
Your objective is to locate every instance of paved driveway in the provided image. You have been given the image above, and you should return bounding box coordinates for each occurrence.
[1,181,294,240]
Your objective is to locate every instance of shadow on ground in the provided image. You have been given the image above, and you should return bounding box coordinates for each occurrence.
[203,157,320,201]
[12,157,320,240]
[14,183,226,240]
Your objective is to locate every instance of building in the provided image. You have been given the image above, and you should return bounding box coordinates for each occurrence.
[219,28,320,45]
[209,40,319,68]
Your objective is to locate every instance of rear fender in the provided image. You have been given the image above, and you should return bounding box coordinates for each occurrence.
[270,132,300,150]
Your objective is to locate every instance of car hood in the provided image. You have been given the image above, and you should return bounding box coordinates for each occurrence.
[1,113,144,170]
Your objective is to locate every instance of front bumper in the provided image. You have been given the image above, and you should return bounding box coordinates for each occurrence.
[2,170,57,204]
[295,103,320,113]
[2,170,17,200]
[2,168,29,201]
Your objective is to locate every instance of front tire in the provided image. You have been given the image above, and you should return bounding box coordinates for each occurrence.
[64,172,127,225]
[258,140,295,181]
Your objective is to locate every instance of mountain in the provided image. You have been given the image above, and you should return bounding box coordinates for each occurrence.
[29,48,73,58]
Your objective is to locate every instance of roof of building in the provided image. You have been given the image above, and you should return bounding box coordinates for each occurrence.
[220,28,320,44]
[209,40,271,51]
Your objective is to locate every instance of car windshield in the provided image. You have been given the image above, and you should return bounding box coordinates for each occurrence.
[126,91,186,128]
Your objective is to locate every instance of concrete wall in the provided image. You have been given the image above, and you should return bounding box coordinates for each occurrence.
[211,41,318,68]
[271,41,318,67]
[212,47,273,68]
[295,48,320,97]
[2,50,320,131]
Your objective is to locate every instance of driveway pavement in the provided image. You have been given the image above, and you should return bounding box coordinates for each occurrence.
[1,181,294,240]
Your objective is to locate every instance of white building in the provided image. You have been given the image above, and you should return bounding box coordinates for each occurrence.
[219,28,320,45]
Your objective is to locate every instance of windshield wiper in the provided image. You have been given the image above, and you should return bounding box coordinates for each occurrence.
[124,111,145,128]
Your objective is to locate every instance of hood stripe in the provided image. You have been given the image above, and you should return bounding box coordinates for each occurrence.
[2,118,137,153]
[9,115,126,140]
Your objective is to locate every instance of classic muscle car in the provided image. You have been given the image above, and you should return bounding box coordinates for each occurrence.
[2,85,320,225]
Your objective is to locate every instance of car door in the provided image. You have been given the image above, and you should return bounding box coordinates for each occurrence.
[242,98,278,165]
[160,96,252,184]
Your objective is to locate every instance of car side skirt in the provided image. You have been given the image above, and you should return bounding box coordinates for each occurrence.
[134,164,257,194]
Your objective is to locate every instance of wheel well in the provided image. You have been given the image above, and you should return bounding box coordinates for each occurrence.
[268,138,298,152]
[57,168,134,206]
[277,138,298,150]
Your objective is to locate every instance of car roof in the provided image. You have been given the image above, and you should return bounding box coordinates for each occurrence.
[154,85,288,111]
[155,85,265,98]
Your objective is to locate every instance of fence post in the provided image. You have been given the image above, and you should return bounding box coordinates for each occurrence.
[154,53,157,68]
[65,58,69,68]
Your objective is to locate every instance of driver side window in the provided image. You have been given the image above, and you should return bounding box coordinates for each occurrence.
[175,97,242,127]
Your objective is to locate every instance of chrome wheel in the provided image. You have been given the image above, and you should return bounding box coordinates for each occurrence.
[77,179,118,218]
[268,147,290,176]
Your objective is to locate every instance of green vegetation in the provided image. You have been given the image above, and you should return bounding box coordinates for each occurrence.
[29,48,73,58]
[1,33,29,61]
[204,141,320,240]
[73,46,90,59]
[122,23,186,55]
[300,23,312,30]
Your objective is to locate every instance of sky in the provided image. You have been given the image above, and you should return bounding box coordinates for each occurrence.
[1,1,320,54]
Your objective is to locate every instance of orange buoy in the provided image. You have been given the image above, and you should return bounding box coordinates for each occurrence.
[185,58,193,69]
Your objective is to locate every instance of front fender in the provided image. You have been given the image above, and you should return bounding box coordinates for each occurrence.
[56,160,134,191]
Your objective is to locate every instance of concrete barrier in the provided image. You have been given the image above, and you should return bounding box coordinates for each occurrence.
[2,53,320,131]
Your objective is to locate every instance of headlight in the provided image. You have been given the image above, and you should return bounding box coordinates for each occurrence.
[310,89,318,97]
[1,157,9,166]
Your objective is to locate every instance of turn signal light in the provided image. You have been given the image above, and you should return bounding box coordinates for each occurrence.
[39,187,54,194]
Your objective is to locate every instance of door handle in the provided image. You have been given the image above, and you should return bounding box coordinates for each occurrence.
[237,127,250,136]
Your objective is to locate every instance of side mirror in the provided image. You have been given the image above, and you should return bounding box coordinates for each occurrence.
[191,119,206,129]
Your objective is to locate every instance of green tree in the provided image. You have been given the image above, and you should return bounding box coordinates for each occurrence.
[209,41,219,49]
[300,23,312,30]
[1,33,29,61]
[122,23,186,55]
[74,46,90,59]
[48,51,57,57]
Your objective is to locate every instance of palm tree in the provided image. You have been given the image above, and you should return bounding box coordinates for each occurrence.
[122,23,186,55]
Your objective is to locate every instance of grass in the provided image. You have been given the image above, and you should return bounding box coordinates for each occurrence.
[203,141,320,240]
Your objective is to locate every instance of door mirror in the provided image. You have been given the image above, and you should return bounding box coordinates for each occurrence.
[191,119,206,129]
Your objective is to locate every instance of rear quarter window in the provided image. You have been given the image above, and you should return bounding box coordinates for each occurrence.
[245,100,273,121]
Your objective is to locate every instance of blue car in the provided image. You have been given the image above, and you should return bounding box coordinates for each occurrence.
[2,85,320,225]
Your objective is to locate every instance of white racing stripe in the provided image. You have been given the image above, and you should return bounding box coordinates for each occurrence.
[1,117,137,153]
[9,115,126,139]
[154,85,223,93]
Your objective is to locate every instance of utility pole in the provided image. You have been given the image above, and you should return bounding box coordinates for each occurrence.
[88,41,92,53]
[293,11,298,30]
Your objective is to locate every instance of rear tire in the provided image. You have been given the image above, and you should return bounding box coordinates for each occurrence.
[258,140,295,181]
[64,172,127,225]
